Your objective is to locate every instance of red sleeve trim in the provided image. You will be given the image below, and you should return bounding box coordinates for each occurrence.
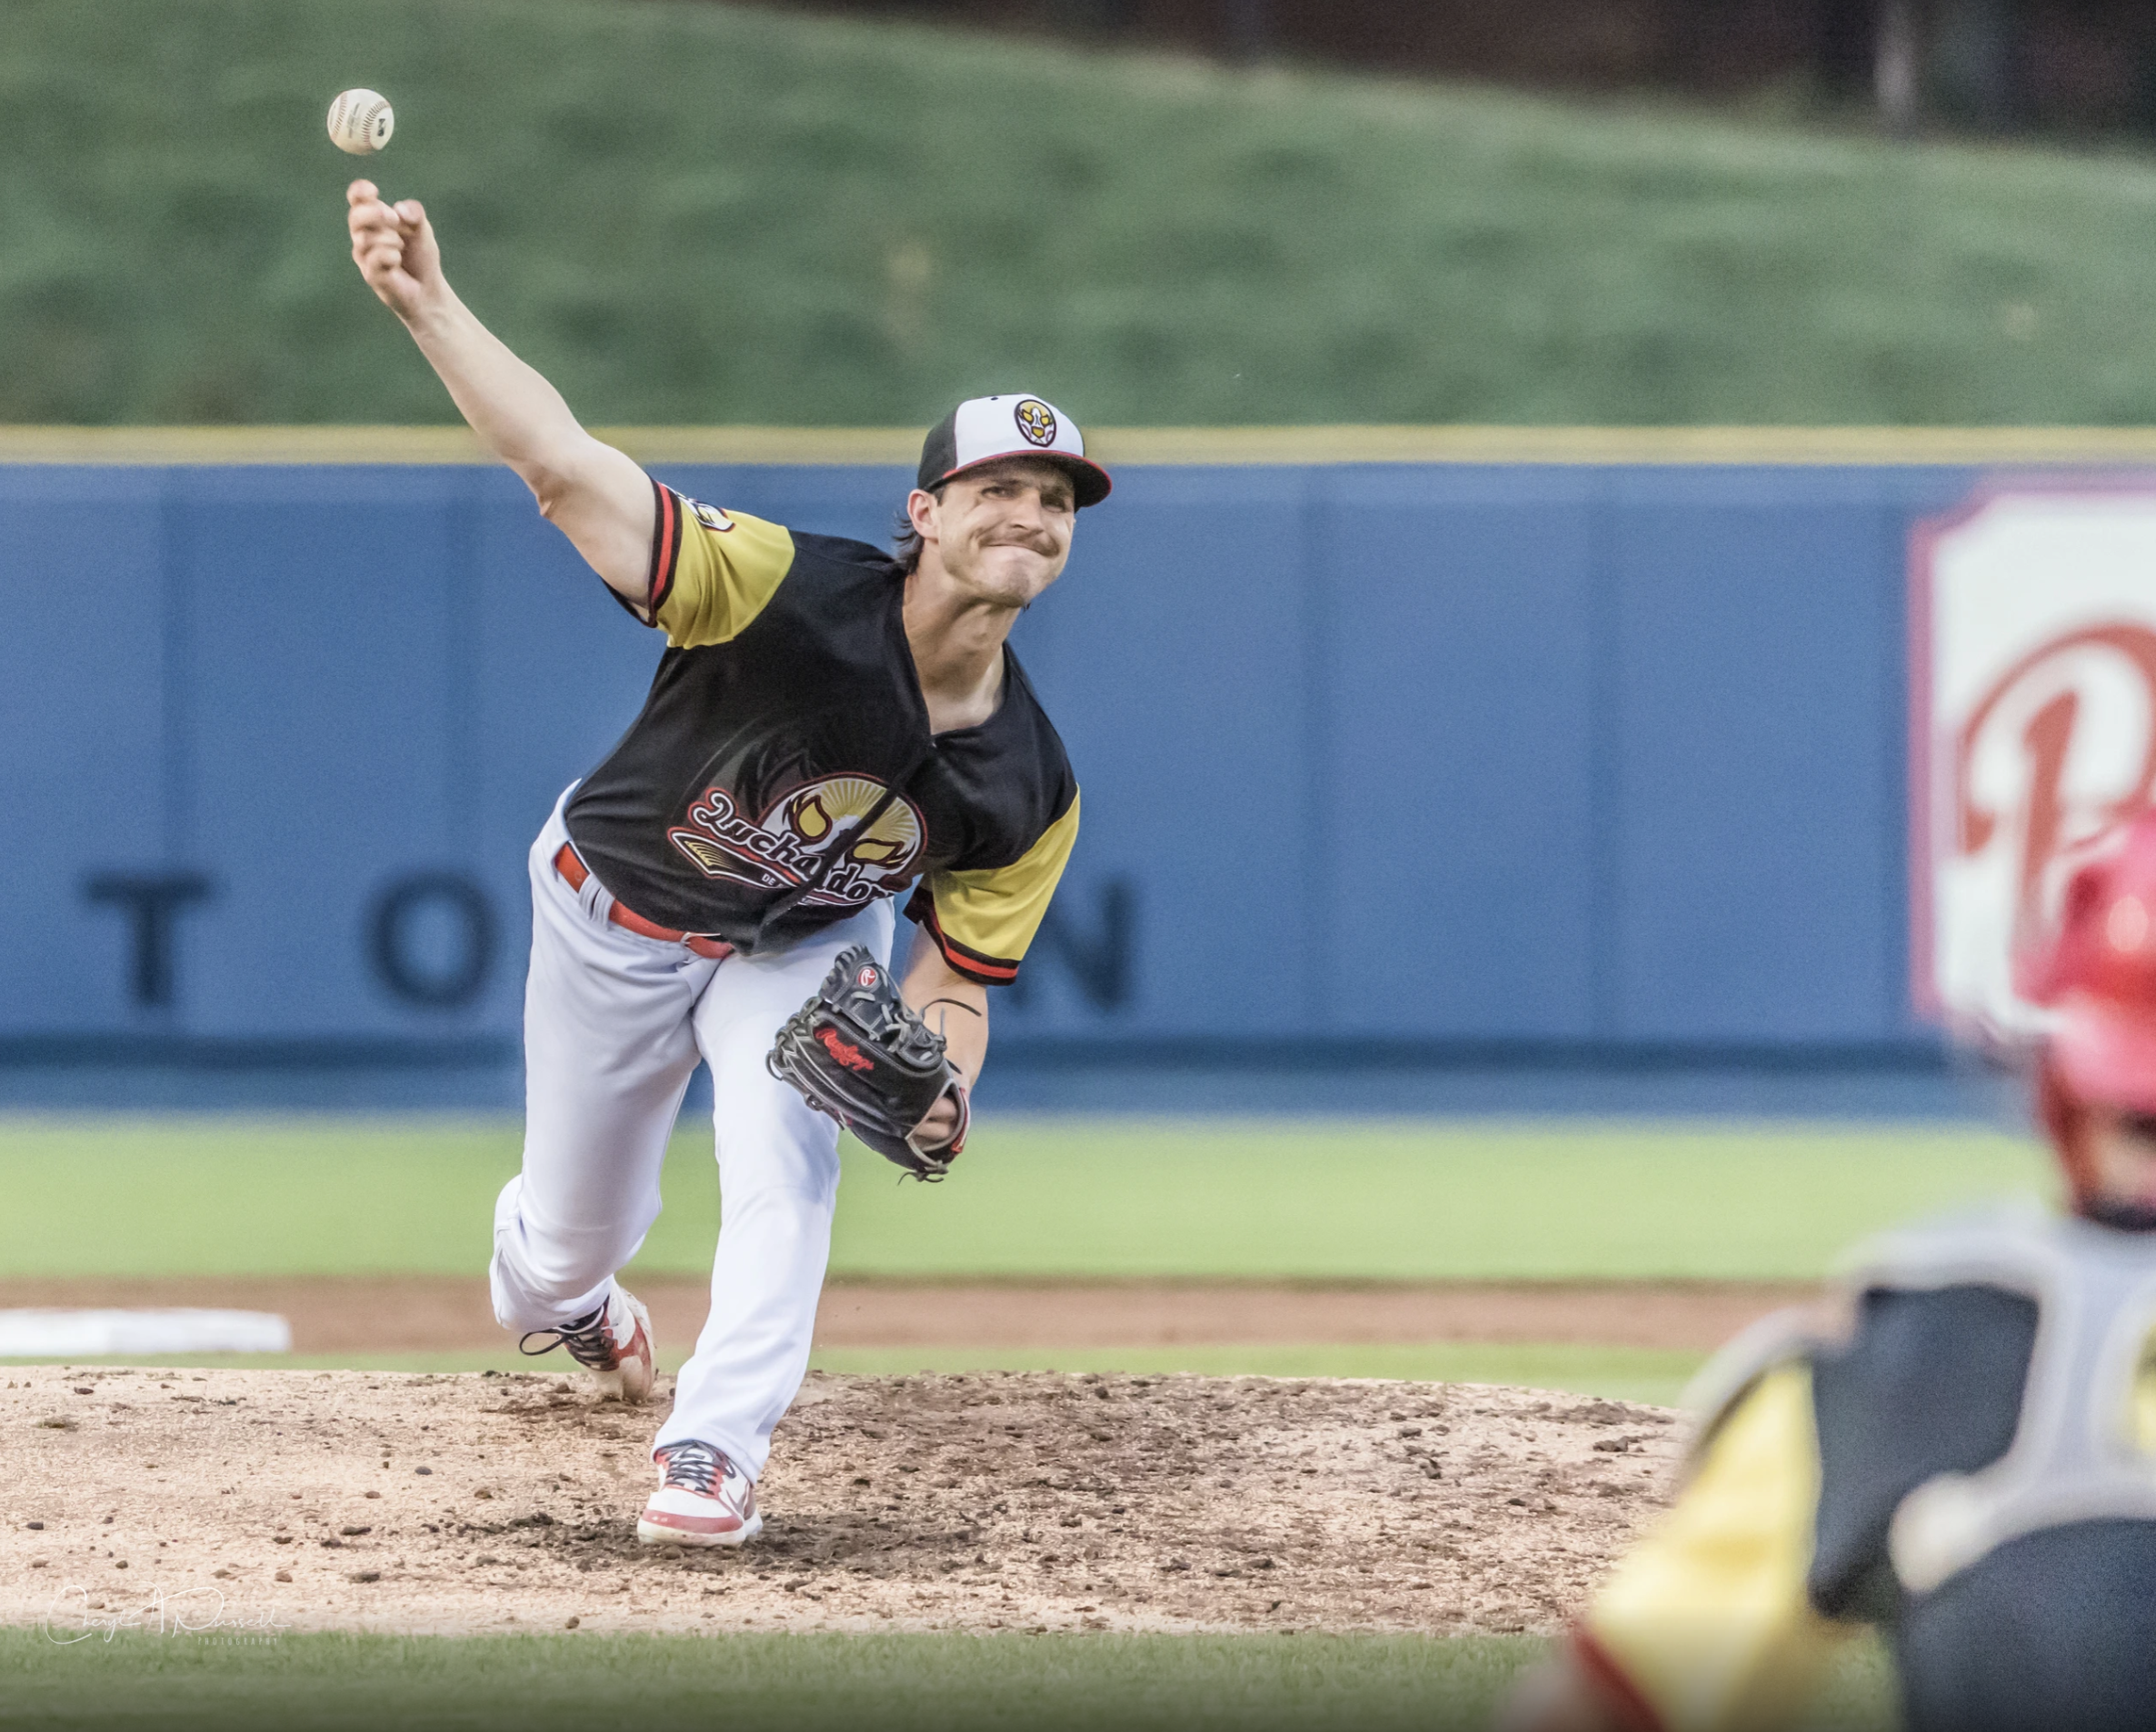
[645,479,683,620]
[905,886,1020,985]
[1569,1627,1665,1732]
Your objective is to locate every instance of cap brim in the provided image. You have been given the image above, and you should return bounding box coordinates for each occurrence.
[932,449,1112,508]
[2052,994,2156,1113]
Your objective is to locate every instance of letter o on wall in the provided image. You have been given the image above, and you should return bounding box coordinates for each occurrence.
[368,873,496,1009]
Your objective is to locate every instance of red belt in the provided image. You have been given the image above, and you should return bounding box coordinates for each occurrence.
[554,845,733,961]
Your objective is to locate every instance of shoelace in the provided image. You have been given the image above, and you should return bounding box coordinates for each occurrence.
[658,1440,724,1495]
[517,1302,614,1368]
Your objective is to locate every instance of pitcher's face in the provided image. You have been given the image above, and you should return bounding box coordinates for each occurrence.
[910,458,1076,607]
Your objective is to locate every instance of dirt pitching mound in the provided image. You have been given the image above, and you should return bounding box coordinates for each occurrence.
[4,1368,1679,1637]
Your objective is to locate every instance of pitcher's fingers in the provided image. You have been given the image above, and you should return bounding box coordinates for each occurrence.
[356,238,408,277]
[346,179,381,206]
[394,198,426,229]
[352,224,401,266]
[348,199,396,242]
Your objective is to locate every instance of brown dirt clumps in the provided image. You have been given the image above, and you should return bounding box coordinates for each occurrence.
[1,1367,1679,1637]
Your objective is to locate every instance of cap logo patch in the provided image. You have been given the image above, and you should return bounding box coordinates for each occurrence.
[1013,399,1058,448]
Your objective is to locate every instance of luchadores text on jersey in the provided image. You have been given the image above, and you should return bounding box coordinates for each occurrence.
[668,777,924,911]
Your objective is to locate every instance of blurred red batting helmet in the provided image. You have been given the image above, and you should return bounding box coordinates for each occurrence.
[2023,808,2156,1115]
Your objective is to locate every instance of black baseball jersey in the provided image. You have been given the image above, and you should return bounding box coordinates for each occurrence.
[1578,1206,2156,1732]
[562,481,1080,980]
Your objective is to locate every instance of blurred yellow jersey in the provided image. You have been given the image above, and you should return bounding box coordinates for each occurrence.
[1579,1207,2156,1732]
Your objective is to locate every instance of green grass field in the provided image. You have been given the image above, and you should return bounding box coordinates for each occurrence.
[15,0,2156,425]
[0,1627,1898,1731]
[0,1630,1528,1731]
[0,1111,2050,1400]
[0,1113,2049,1283]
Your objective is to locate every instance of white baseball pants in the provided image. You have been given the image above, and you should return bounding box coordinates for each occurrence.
[489,789,894,1479]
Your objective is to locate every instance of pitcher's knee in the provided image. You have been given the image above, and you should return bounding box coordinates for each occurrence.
[511,1244,617,1299]
[713,1124,842,1202]
[492,1216,635,1318]
[714,1173,839,1230]
[710,1191,836,1273]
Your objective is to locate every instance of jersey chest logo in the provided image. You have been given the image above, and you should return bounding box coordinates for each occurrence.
[667,775,925,910]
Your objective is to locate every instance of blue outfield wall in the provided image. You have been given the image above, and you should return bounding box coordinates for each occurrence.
[0,451,1998,1072]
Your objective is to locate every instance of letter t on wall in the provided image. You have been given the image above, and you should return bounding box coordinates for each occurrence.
[82,873,216,1009]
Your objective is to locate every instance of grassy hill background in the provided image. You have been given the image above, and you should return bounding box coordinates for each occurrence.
[10,0,2156,426]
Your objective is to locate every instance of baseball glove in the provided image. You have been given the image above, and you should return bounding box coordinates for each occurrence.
[766,945,970,1180]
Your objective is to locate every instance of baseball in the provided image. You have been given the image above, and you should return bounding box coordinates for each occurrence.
[326,88,394,155]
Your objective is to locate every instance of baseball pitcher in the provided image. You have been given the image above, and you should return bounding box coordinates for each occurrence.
[345,180,1105,1548]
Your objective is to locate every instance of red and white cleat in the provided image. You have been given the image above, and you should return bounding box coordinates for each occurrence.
[638,1440,762,1548]
[518,1286,654,1405]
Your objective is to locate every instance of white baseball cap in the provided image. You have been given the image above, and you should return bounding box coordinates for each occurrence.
[917,394,1112,507]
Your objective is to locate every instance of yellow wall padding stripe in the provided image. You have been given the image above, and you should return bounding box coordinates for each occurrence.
[14,424,2156,467]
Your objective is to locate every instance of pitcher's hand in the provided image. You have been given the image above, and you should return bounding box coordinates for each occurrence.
[913,1093,962,1149]
[347,180,443,324]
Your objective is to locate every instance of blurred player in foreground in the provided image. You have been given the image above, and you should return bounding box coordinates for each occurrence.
[1502,812,2156,1732]
[344,181,1103,1547]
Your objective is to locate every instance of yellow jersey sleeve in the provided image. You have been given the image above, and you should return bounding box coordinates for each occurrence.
[638,482,794,648]
[912,791,1080,985]
[1581,1364,1852,1732]
[2133,1326,2156,1453]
